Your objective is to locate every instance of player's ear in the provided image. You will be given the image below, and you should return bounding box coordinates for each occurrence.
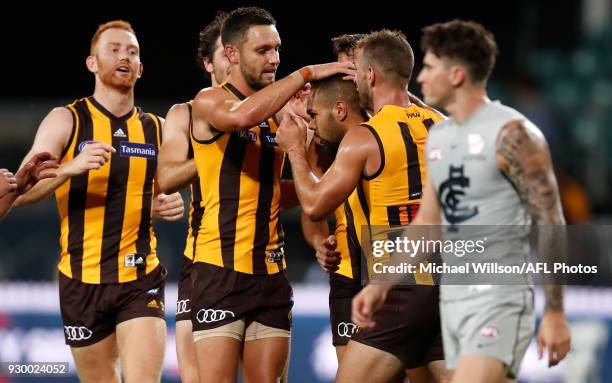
[86,55,97,74]
[334,101,348,122]
[137,63,143,79]
[203,57,214,75]
[367,66,375,87]
[449,65,466,87]
[225,44,239,65]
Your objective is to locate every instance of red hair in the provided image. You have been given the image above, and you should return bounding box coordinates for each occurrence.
[90,20,136,54]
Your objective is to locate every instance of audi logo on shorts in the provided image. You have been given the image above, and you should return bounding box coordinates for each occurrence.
[196,309,235,324]
[337,322,358,338]
[64,326,93,341]
[176,299,191,315]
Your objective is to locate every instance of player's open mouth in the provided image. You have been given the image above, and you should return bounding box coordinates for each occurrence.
[116,66,130,73]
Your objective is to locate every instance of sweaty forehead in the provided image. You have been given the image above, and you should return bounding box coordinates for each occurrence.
[244,25,281,48]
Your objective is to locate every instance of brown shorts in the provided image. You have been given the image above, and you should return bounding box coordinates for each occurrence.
[329,273,362,346]
[352,285,443,369]
[59,264,167,347]
[176,257,195,322]
[190,263,293,333]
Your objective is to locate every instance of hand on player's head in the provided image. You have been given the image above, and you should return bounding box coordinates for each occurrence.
[308,62,356,82]
[0,169,17,198]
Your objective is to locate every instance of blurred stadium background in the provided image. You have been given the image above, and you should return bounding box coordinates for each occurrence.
[0,1,611,382]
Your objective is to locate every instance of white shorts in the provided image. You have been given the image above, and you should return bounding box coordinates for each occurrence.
[440,288,535,379]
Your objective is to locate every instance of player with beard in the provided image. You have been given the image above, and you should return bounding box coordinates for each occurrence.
[353,20,570,383]
[156,12,230,383]
[15,20,184,383]
[188,6,354,383]
[300,75,368,363]
[276,30,447,383]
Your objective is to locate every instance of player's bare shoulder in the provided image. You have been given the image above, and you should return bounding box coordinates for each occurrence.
[167,102,191,118]
[31,106,75,157]
[335,124,379,168]
[44,106,74,130]
[191,86,232,140]
[496,118,548,168]
[192,86,233,116]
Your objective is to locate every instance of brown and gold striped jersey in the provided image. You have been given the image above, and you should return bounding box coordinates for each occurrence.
[56,97,161,284]
[190,83,286,275]
[347,104,443,285]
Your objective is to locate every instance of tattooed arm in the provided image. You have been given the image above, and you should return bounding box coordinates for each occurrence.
[496,119,571,366]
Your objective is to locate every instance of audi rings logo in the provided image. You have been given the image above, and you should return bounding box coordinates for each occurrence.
[176,299,191,315]
[196,309,235,324]
[64,326,93,341]
[337,322,358,338]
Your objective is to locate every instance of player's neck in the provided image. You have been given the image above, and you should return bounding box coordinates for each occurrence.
[226,72,256,97]
[345,113,366,129]
[446,87,489,125]
[92,83,135,118]
[372,85,411,114]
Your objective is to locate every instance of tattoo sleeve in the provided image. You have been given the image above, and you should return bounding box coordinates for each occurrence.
[496,120,566,312]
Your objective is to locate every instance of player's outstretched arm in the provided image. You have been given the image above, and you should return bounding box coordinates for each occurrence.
[193,62,355,133]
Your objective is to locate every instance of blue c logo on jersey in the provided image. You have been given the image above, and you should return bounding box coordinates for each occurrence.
[438,165,479,225]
